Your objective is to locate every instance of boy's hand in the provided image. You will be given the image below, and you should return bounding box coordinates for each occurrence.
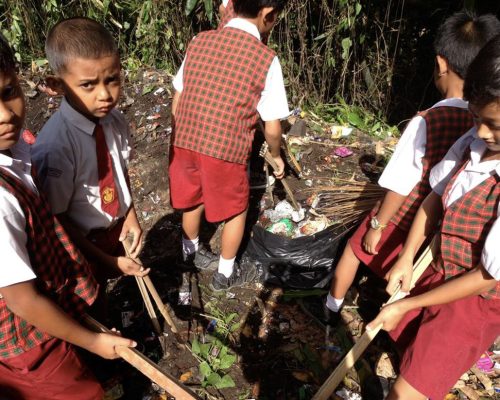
[272,155,285,179]
[87,331,137,359]
[363,228,382,255]
[120,210,143,258]
[384,255,413,295]
[116,256,150,277]
[366,300,408,332]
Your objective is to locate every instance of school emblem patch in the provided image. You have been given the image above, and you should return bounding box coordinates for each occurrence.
[102,186,115,204]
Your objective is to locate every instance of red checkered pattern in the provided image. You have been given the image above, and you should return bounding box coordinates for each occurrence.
[173,27,275,164]
[391,106,473,231]
[436,159,500,299]
[0,170,98,359]
[219,0,236,28]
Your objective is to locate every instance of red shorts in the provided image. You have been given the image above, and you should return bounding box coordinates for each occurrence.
[394,275,500,399]
[0,338,103,400]
[169,147,249,222]
[349,212,406,277]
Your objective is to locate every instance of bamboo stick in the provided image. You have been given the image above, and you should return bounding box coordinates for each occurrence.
[312,236,438,400]
[83,315,200,400]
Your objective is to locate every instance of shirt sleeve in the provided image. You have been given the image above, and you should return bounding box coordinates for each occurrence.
[31,140,76,215]
[173,59,186,93]
[0,188,36,288]
[257,57,290,122]
[430,129,475,195]
[378,116,426,195]
[482,212,500,280]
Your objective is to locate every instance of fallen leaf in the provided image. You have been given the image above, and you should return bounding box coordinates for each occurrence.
[179,371,192,382]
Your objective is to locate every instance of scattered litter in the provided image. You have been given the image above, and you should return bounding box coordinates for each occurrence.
[147,113,161,120]
[267,218,294,236]
[291,207,306,223]
[334,146,354,158]
[206,320,217,333]
[330,125,353,139]
[335,388,362,400]
[153,87,166,95]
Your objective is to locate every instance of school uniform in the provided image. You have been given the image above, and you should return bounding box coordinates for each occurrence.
[390,130,500,399]
[170,18,289,222]
[348,98,473,276]
[219,0,235,28]
[32,99,133,256]
[0,138,102,400]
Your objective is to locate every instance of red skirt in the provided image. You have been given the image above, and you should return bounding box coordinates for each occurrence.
[0,338,103,400]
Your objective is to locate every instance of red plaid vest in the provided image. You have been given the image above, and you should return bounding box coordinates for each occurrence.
[436,159,500,299]
[391,106,473,232]
[0,170,98,359]
[173,27,275,164]
[219,0,236,28]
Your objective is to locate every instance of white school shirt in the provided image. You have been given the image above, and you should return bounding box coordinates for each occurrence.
[0,138,38,288]
[378,98,469,195]
[31,99,132,235]
[430,129,500,280]
[222,0,229,7]
[173,18,290,122]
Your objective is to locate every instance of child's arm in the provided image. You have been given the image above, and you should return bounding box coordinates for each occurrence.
[56,212,149,277]
[367,265,497,332]
[0,280,136,359]
[264,119,285,179]
[362,191,406,254]
[384,190,443,294]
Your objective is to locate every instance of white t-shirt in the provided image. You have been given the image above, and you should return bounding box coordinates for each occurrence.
[0,139,38,288]
[173,18,290,122]
[32,99,133,234]
[430,129,500,280]
[378,98,469,195]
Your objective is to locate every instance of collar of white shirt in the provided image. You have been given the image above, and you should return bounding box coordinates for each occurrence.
[224,18,261,41]
[431,97,468,110]
[59,98,114,137]
[467,132,500,177]
[0,135,31,170]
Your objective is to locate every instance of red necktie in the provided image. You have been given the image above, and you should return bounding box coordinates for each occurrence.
[95,124,120,217]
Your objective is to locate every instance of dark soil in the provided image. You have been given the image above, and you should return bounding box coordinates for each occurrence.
[21,68,498,400]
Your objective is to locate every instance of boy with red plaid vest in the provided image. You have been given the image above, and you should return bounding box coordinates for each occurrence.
[32,18,149,286]
[324,11,500,322]
[0,34,136,400]
[367,34,500,400]
[170,0,289,291]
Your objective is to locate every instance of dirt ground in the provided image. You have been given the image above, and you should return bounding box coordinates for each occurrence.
[21,68,499,400]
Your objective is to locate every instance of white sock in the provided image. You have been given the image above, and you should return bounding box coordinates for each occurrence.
[182,236,199,256]
[218,256,235,278]
[326,293,344,313]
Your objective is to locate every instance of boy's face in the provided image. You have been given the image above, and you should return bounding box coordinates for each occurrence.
[55,54,121,121]
[470,101,500,153]
[0,70,25,151]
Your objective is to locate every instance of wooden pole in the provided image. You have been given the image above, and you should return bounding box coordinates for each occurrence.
[312,237,438,400]
[135,275,162,335]
[83,315,200,400]
[122,239,179,335]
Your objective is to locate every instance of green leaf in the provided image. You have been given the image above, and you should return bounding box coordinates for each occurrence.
[191,338,200,355]
[230,322,241,332]
[206,372,222,386]
[347,112,362,127]
[225,313,238,324]
[203,0,213,22]
[341,37,352,61]
[200,343,211,358]
[142,84,155,95]
[199,361,212,378]
[355,3,362,16]
[219,354,236,369]
[215,374,235,389]
[185,0,199,16]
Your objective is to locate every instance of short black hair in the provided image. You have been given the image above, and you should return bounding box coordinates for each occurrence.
[464,34,500,108]
[0,34,17,74]
[434,11,500,79]
[233,0,288,19]
[46,17,118,74]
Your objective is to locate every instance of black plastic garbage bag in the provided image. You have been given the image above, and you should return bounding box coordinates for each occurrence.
[243,223,352,289]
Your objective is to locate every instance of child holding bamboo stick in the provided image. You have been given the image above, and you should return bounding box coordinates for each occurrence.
[324,11,500,322]
[0,34,136,400]
[367,33,500,400]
